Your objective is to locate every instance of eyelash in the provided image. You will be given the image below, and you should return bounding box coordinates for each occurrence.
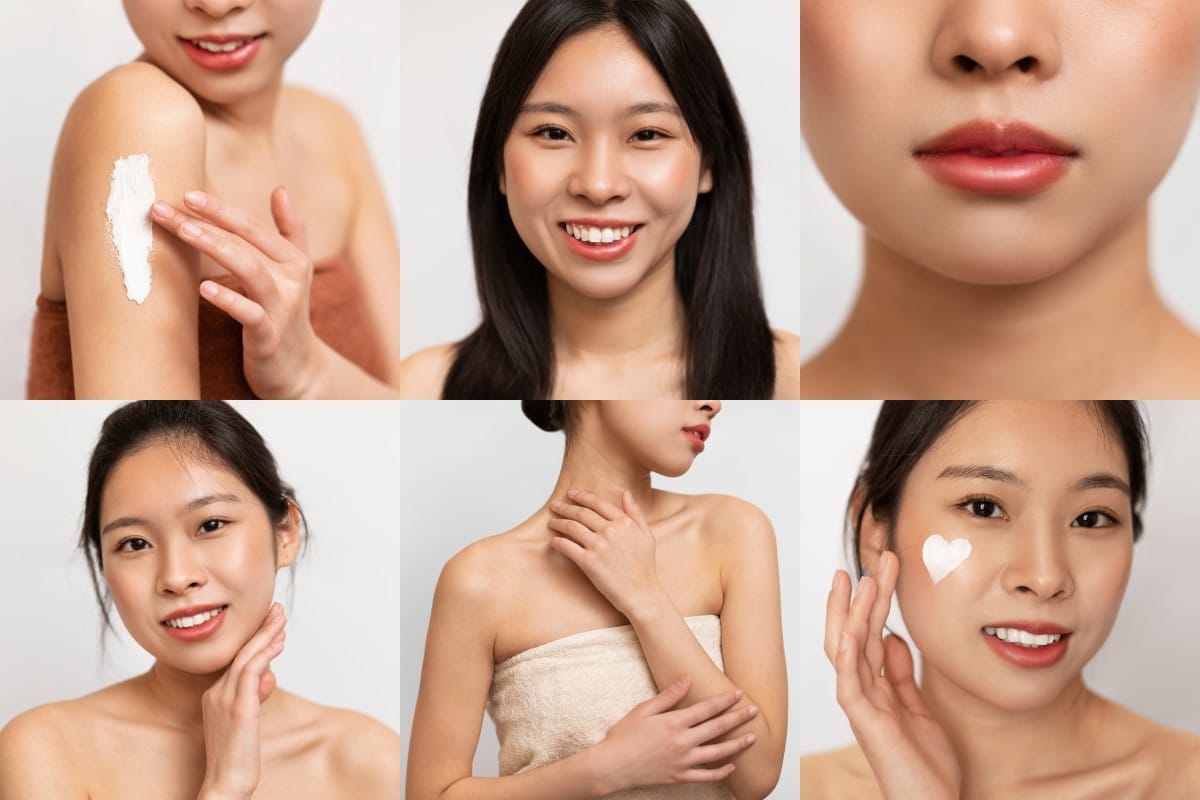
[528,126,672,144]
[955,496,1120,528]
[113,518,227,553]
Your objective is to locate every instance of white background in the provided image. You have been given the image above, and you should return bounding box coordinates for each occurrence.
[399,401,803,798]
[794,401,1200,760]
[0,401,402,735]
[0,1,403,398]
[396,0,802,358]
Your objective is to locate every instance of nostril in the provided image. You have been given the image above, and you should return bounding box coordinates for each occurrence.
[953,54,980,73]
[1015,56,1038,73]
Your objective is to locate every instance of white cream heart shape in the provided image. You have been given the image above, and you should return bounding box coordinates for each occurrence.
[922,534,972,584]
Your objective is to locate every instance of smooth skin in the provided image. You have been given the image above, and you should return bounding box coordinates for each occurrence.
[40,0,400,398]
[802,402,1200,799]
[0,443,399,798]
[407,401,787,798]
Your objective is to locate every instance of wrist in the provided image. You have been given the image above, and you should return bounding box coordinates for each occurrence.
[624,582,674,627]
[574,741,623,798]
[297,339,333,399]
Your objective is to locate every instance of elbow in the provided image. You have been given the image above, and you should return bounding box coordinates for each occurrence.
[729,761,782,800]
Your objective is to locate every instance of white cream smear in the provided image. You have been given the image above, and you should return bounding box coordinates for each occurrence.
[105,154,155,304]
[922,533,972,584]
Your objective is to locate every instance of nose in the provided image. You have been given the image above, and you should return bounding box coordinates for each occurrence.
[932,0,1062,81]
[1000,520,1074,601]
[185,0,253,17]
[567,139,631,206]
[156,540,208,596]
[695,400,722,419]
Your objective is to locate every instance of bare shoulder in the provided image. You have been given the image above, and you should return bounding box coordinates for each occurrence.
[395,343,457,398]
[695,493,774,542]
[800,743,883,800]
[772,329,801,399]
[325,707,402,798]
[282,85,361,137]
[1141,723,1200,795]
[0,702,90,796]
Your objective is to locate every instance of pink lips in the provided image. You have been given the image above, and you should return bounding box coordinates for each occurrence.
[160,603,229,642]
[981,620,1073,669]
[682,425,710,453]
[915,121,1079,196]
[179,33,266,71]
[560,218,643,263]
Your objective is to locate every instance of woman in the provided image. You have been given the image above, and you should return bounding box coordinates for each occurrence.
[799,3,1200,397]
[27,0,400,399]
[160,0,800,399]
[0,402,400,798]
[803,401,1200,798]
[406,401,787,797]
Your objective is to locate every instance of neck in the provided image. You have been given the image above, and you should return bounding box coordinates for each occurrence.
[832,210,1182,396]
[539,420,655,528]
[548,253,685,360]
[922,667,1105,796]
[137,660,227,729]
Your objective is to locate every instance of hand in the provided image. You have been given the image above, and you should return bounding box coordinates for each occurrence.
[151,188,333,399]
[198,602,287,800]
[825,552,961,800]
[548,489,664,619]
[592,674,758,794]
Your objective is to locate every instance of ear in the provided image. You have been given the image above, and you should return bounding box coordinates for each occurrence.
[850,487,888,577]
[698,163,713,194]
[275,500,301,570]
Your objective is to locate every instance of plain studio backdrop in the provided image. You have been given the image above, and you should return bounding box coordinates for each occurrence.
[0,401,403,736]
[0,1,401,398]
[794,401,1200,760]
[399,401,803,798]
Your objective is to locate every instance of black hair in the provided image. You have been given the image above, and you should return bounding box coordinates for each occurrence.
[522,400,574,432]
[80,401,303,632]
[847,401,1149,577]
[443,0,775,399]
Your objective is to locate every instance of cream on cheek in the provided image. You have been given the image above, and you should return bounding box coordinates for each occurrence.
[922,533,972,585]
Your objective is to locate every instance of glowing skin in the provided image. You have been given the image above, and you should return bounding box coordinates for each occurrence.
[99,442,287,676]
[106,154,156,304]
[921,533,972,585]
[501,26,713,304]
[581,400,722,479]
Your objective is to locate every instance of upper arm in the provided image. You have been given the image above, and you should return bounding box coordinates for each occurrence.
[0,707,86,798]
[395,344,456,398]
[406,544,501,799]
[50,63,205,398]
[715,498,787,759]
[335,714,402,799]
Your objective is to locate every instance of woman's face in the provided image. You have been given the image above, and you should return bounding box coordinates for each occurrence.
[801,2,1200,285]
[99,441,293,676]
[590,400,722,477]
[122,0,322,105]
[878,402,1134,711]
[501,26,712,301]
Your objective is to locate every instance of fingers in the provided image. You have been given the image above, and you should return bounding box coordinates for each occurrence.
[546,534,587,567]
[622,490,650,530]
[685,701,759,746]
[565,488,623,521]
[236,629,285,711]
[257,667,277,706]
[865,552,898,677]
[825,570,852,664]
[200,280,270,333]
[549,498,607,533]
[637,674,693,716]
[883,634,929,717]
[270,186,309,255]
[183,190,296,263]
[223,603,286,690]
[677,763,737,783]
[675,688,743,728]
[835,631,873,719]
[690,732,757,765]
[545,517,599,548]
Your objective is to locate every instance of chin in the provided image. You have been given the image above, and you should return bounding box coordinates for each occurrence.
[650,456,695,478]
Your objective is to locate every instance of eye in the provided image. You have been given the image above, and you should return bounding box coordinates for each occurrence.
[116,537,150,553]
[199,518,227,534]
[532,125,571,142]
[1072,510,1117,529]
[959,497,1005,519]
[630,128,669,143]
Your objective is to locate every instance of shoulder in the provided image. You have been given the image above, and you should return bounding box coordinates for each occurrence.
[1142,725,1200,795]
[800,744,883,800]
[0,703,88,795]
[325,708,401,797]
[282,85,361,137]
[437,533,516,603]
[771,329,801,399]
[395,343,457,398]
[695,493,775,542]
[63,62,204,150]
[281,85,371,167]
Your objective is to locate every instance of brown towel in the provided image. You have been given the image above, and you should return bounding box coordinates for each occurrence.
[27,254,386,399]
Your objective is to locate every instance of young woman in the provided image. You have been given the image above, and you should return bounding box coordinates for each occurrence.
[799,3,1200,397]
[803,401,1200,798]
[158,0,800,399]
[0,402,400,798]
[407,401,787,797]
[27,0,400,399]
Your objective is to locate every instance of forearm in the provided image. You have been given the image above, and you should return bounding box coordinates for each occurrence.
[417,747,613,800]
[301,341,400,399]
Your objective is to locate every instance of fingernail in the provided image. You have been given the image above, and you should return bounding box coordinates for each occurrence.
[151,201,173,219]
[567,489,578,497]
[200,281,218,298]
[184,190,206,208]
[747,705,760,716]
[734,690,744,700]
[180,220,202,239]
[746,734,757,744]
[549,500,562,509]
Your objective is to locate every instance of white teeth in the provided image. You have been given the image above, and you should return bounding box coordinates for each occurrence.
[193,39,249,53]
[565,224,636,245]
[165,606,226,629]
[983,626,1064,648]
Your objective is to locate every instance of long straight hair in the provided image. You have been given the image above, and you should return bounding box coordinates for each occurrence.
[442,0,776,399]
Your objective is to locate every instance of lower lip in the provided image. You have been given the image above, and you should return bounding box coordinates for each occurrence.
[683,431,706,453]
[561,227,640,263]
[917,152,1073,196]
[180,37,264,71]
[982,630,1069,668]
[162,607,228,642]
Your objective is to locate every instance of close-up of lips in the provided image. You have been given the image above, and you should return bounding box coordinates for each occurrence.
[914,120,1080,196]
[160,603,230,641]
[178,32,267,71]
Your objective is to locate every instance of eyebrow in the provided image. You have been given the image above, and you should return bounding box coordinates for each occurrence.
[1071,473,1131,496]
[937,464,1028,488]
[518,100,682,118]
[100,493,243,537]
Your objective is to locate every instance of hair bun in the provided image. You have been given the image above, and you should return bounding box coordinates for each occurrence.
[522,401,566,432]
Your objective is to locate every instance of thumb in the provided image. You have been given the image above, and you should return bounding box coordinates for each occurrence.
[270,186,309,254]
[638,674,691,716]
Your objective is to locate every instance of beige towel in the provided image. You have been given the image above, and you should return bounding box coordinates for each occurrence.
[487,615,733,799]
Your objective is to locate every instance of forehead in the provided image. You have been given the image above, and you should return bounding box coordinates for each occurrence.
[913,402,1129,487]
[100,441,249,517]
[526,26,674,105]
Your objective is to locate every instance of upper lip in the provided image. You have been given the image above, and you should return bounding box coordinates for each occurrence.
[161,603,227,623]
[983,620,1072,635]
[915,121,1079,157]
[181,33,265,44]
[683,425,711,442]
[561,218,643,228]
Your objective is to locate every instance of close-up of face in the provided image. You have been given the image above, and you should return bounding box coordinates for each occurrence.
[121,0,323,105]
[585,400,721,477]
[500,25,712,302]
[98,439,295,676]
[801,1,1200,285]
[865,402,1134,711]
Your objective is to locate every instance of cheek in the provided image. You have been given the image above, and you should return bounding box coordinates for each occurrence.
[501,142,560,227]
[633,149,704,217]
